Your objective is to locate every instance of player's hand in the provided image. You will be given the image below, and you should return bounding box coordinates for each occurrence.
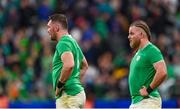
[139,86,148,96]
[56,87,63,96]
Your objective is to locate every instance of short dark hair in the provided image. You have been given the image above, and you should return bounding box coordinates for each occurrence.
[130,20,151,40]
[48,14,68,29]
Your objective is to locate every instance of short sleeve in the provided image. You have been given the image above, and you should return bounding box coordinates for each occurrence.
[148,47,163,64]
[56,41,71,56]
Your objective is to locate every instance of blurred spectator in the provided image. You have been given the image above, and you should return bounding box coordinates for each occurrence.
[37,0,52,21]
[0,85,9,108]
[18,0,37,27]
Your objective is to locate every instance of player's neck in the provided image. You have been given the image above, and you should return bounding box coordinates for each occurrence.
[139,39,150,50]
[57,30,69,41]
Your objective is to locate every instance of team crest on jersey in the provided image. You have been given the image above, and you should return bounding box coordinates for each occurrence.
[136,56,141,61]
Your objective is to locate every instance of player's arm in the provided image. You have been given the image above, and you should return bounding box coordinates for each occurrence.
[56,51,74,96]
[148,60,167,90]
[59,51,74,82]
[80,57,88,82]
[140,60,167,96]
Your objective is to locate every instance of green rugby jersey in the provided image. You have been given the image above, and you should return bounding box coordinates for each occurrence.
[52,35,84,99]
[129,42,163,104]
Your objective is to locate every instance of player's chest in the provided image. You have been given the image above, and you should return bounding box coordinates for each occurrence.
[130,52,149,69]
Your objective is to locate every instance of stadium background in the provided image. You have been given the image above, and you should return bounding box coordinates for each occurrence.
[0,0,180,108]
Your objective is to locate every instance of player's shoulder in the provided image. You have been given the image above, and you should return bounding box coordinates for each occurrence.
[146,43,161,53]
[56,40,70,50]
[62,35,77,44]
[58,36,71,44]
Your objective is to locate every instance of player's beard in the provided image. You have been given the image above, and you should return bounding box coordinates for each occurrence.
[51,33,57,41]
[130,38,140,49]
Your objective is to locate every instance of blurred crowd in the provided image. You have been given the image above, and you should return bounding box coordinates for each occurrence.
[0,0,180,104]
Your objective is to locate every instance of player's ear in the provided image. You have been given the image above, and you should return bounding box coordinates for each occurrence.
[140,32,144,38]
[55,25,59,32]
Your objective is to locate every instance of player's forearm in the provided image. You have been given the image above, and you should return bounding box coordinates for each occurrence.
[59,65,74,83]
[149,70,167,89]
[80,58,88,81]
[80,67,88,79]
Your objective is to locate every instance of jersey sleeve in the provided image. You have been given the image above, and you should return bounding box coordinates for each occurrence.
[148,47,163,64]
[56,41,72,56]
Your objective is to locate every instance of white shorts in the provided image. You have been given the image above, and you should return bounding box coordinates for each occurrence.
[56,90,86,109]
[129,96,162,109]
